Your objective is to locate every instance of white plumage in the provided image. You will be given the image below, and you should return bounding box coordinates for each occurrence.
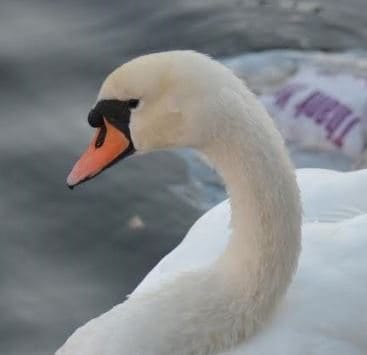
[58,51,367,355]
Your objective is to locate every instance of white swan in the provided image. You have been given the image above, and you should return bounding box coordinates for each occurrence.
[59,51,367,355]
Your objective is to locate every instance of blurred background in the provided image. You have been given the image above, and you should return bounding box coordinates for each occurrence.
[1,1,367,354]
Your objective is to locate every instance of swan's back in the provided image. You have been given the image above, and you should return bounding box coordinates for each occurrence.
[135,169,367,355]
[232,170,367,354]
[57,169,367,355]
[137,169,367,286]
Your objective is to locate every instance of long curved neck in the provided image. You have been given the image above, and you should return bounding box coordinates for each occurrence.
[105,89,301,355]
[204,112,301,313]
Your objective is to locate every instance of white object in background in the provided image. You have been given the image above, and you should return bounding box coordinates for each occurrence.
[261,67,367,158]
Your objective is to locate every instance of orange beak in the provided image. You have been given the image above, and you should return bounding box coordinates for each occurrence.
[67,118,133,188]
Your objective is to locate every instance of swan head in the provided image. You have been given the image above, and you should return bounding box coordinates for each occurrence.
[67,50,241,188]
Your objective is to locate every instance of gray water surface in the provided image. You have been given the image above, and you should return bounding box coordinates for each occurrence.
[1,1,367,354]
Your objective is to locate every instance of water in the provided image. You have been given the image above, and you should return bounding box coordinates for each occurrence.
[1,1,367,354]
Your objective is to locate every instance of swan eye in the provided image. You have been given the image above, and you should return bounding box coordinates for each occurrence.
[128,99,139,110]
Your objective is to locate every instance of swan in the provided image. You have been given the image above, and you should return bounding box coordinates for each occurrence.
[58,51,367,355]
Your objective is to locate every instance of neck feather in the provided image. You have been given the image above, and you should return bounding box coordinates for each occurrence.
[196,88,302,347]
[204,107,301,307]
[103,88,302,355]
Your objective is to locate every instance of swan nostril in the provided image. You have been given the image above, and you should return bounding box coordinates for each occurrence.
[95,124,107,148]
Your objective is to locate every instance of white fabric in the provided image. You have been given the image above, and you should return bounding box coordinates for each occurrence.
[261,67,367,158]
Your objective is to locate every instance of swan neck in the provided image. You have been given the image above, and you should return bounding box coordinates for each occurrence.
[202,101,302,305]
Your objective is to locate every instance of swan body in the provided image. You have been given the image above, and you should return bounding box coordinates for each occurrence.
[58,51,367,355]
[135,169,367,355]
